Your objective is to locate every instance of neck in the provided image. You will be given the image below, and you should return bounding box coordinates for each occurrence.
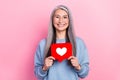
[56,30,66,39]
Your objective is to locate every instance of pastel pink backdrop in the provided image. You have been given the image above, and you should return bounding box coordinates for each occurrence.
[0,0,120,80]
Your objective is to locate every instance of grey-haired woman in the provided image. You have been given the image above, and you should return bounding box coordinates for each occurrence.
[34,5,89,80]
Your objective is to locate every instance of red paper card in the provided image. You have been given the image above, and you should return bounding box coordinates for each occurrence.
[51,43,72,62]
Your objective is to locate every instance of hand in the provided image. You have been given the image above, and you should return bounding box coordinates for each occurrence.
[42,56,55,71]
[68,56,81,70]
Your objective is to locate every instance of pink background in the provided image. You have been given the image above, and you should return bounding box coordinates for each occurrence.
[0,0,120,80]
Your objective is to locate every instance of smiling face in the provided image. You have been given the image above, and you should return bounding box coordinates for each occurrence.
[53,9,69,32]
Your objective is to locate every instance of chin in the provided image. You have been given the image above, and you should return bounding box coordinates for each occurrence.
[57,26,68,30]
[56,28,67,32]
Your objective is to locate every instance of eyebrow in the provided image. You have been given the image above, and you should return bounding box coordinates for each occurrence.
[54,14,68,16]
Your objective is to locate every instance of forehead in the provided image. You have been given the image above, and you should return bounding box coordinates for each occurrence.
[54,9,68,15]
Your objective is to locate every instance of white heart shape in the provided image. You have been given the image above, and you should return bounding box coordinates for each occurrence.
[56,47,67,56]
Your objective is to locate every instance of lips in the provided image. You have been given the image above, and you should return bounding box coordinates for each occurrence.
[57,24,66,27]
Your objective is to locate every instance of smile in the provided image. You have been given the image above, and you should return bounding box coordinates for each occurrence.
[57,24,66,27]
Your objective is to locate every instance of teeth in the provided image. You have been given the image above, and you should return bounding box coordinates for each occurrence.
[58,24,65,27]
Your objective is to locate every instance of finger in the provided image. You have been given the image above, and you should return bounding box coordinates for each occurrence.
[48,56,55,60]
[71,62,75,66]
[47,62,52,66]
[71,59,75,62]
[68,56,75,60]
[68,56,73,60]
[49,59,53,62]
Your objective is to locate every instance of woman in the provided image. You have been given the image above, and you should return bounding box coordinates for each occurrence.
[34,5,89,80]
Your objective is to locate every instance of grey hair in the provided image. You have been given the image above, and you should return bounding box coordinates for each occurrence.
[44,5,76,59]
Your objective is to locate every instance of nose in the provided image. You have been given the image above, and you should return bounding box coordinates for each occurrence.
[59,18,63,23]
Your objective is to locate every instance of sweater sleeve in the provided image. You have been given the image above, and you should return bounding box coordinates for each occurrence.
[74,38,89,78]
[34,39,48,79]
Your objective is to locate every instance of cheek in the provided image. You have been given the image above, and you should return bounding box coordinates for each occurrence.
[53,18,58,24]
[53,19,58,27]
[66,20,69,25]
[65,19,69,24]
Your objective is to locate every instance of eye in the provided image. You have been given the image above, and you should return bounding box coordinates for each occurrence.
[54,15,59,18]
[63,16,68,19]
[56,16,59,18]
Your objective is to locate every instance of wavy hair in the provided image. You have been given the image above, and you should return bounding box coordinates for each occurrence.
[44,5,76,60]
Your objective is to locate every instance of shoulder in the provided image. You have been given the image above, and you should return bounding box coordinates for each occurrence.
[75,37,85,44]
[75,37,86,48]
[38,38,46,47]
